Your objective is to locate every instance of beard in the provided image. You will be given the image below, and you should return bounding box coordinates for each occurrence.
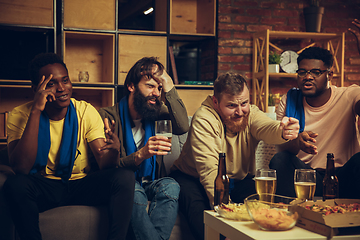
[220,110,249,133]
[299,78,328,98]
[133,86,161,121]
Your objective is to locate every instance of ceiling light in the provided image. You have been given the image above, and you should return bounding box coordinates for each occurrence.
[144,7,154,15]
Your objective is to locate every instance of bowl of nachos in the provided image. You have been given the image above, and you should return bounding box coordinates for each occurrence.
[244,194,305,231]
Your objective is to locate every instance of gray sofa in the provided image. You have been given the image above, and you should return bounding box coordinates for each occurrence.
[0,122,195,240]
[0,113,276,240]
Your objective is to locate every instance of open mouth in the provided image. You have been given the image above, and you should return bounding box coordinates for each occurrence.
[148,98,157,105]
[56,94,69,101]
[303,82,313,89]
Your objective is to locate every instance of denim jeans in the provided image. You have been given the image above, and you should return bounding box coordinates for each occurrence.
[129,177,180,240]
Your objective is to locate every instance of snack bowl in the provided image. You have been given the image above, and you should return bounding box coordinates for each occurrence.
[214,203,252,221]
[244,194,305,231]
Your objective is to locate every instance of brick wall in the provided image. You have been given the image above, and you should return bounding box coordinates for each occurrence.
[217,0,360,97]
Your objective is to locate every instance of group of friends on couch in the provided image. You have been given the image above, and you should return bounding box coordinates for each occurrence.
[3,19,360,240]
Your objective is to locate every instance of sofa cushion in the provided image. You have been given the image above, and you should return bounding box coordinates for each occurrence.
[161,116,191,177]
[39,205,108,240]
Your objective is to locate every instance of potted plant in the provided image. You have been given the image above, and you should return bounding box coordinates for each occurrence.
[303,0,324,32]
[268,51,281,73]
[266,94,276,117]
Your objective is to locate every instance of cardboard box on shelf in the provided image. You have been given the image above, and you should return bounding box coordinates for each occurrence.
[291,199,360,237]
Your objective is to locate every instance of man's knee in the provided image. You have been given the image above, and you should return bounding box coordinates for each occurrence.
[3,174,29,197]
[134,182,148,206]
[155,177,180,200]
[110,168,135,193]
[269,151,294,168]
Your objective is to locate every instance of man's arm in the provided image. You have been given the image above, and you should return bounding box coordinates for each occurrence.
[90,118,121,170]
[276,138,300,154]
[98,106,140,170]
[152,69,189,135]
[190,112,223,205]
[275,94,302,154]
[8,75,55,174]
[98,109,172,168]
[275,94,319,155]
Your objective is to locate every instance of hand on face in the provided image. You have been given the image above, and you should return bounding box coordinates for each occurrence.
[32,63,72,115]
[32,74,56,112]
[149,64,174,92]
[135,135,171,165]
[280,117,300,140]
[298,131,318,155]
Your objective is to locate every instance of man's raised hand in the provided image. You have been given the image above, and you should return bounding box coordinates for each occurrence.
[280,117,300,140]
[32,74,55,112]
[299,131,318,155]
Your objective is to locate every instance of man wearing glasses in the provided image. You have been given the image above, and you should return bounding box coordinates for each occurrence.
[270,46,360,200]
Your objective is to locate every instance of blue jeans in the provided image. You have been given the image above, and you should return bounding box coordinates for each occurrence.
[129,177,180,240]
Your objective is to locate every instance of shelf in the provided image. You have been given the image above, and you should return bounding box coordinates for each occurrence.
[118,0,167,32]
[0,27,55,81]
[176,87,213,117]
[254,30,344,40]
[252,30,345,112]
[72,87,114,110]
[64,31,115,84]
[0,0,53,27]
[0,86,34,114]
[0,80,31,84]
[254,72,297,80]
[169,37,216,84]
[0,85,114,137]
[0,0,217,142]
[175,84,213,89]
[0,112,8,139]
[170,0,216,36]
[118,34,167,85]
[117,29,167,35]
[63,0,115,30]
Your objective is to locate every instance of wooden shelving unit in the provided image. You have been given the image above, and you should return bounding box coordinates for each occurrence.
[252,30,345,112]
[0,0,218,146]
[64,31,115,85]
[118,34,167,85]
[170,0,216,36]
[63,0,116,30]
[0,0,53,27]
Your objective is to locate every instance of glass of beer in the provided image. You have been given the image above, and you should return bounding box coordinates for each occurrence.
[294,169,316,200]
[155,120,172,154]
[255,169,277,202]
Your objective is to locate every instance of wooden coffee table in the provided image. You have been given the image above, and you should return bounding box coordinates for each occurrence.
[204,210,360,240]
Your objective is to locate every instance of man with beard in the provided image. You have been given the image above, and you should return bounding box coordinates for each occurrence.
[169,72,299,240]
[98,57,189,240]
[270,46,360,200]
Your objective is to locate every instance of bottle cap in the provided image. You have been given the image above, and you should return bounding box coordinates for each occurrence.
[327,153,334,158]
[219,153,225,158]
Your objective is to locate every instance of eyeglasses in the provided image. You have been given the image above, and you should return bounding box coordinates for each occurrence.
[296,69,329,78]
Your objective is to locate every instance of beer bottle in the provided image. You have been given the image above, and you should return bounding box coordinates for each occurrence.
[323,153,339,201]
[214,153,230,206]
